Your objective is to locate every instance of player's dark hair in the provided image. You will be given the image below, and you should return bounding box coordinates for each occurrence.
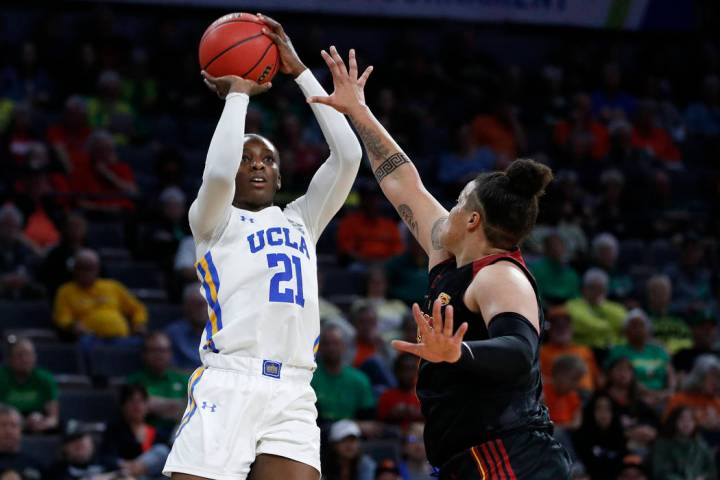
[466,159,553,249]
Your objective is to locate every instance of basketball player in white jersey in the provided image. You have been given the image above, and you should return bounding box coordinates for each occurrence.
[163,15,372,480]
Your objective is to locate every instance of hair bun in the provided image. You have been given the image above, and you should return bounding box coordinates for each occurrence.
[505,159,553,198]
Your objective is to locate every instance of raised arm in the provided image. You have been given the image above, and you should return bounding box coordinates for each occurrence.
[188,72,271,243]
[259,15,362,242]
[308,47,451,267]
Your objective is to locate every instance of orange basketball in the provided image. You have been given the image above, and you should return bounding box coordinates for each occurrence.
[198,13,279,84]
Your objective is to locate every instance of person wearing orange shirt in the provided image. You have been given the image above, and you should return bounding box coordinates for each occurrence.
[632,100,682,165]
[540,306,600,393]
[337,184,404,264]
[665,354,720,431]
[543,355,586,429]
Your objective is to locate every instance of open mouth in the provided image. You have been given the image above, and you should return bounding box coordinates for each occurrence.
[250,176,267,185]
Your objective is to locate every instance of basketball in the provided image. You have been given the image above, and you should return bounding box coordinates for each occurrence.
[199,13,279,84]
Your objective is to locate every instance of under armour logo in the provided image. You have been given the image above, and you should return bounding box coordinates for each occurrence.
[201,401,217,412]
[240,215,255,223]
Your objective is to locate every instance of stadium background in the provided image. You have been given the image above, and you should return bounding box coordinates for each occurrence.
[0,1,719,479]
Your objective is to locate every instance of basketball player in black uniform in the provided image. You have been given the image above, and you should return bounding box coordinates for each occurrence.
[310,47,572,479]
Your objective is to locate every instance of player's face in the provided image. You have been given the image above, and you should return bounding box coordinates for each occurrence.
[233,137,281,211]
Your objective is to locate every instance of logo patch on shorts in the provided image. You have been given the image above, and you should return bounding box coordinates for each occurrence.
[262,360,282,379]
[438,292,451,305]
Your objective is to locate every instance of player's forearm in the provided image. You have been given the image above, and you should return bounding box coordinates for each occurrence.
[348,105,422,196]
[296,70,362,166]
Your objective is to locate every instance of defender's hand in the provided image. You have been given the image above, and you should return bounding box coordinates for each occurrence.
[307,46,373,116]
[201,71,272,99]
[257,13,306,77]
[391,299,468,364]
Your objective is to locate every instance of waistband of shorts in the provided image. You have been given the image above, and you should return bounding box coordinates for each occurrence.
[202,353,314,382]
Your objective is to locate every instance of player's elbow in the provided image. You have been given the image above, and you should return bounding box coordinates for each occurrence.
[347,138,363,166]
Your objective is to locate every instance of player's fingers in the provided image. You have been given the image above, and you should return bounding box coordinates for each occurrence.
[306,96,333,106]
[432,299,442,330]
[412,303,431,338]
[201,70,217,83]
[453,322,469,342]
[329,46,347,75]
[348,49,358,80]
[261,28,283,45]
[443,305,454,337]
[257,13,283,32]
[357,66,373,88]
[203,78,218,93]
[320,50,341,78]
[391,340,423,357]
[257,82,273,93]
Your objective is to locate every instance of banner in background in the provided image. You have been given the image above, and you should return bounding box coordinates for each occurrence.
[100,0,655,30]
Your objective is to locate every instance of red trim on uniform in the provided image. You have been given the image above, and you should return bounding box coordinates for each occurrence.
[486,441,507,480]
[479,442,501,479]
[471,248,526,278]
[495,439,517,480]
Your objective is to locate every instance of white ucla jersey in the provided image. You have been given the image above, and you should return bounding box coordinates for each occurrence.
[194,205,320,369]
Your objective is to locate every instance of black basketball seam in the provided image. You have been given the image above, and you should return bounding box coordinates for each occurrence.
[203,32,265,71]
[200,19,262,44]
[240,41,275,78]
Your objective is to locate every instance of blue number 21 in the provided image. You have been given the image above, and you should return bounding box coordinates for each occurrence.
[267,253,305,307]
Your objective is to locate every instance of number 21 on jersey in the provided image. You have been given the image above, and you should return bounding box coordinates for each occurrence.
[267,253,305,307]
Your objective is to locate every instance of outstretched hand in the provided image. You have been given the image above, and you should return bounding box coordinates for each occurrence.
[307,46,373,115]
[201,70,271,99]
[257,13,306,77]
[391,299,468,363]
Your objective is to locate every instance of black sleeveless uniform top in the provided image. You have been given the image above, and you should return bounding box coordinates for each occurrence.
[416,248,552,467]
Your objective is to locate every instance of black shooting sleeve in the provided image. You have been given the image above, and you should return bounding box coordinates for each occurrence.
[453,311,539,382]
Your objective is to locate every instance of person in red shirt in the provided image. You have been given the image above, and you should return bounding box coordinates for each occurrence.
[46,95,92,175]
[632,100,681,165]
[553,93,610,162]
[377,353,423,427]
[543,354,586,430]
[337,184,404,264]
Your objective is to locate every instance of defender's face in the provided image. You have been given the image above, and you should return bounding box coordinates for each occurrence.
[234,137,281,210]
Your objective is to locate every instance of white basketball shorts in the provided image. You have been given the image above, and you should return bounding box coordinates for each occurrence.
[163,354,320,480]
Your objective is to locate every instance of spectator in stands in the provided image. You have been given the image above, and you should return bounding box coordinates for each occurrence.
[49,421,116,480]
[38,212,87,297]
[77,130,138,212]
[553,92,610,163]
[398,422,433,480]
[375,459,402,480]
[665,355,720,433]
[684,74,720,138]
[606,309,674,407]
[1,103,44,182]
[566,268,627,349]
[151,147,186,198]
[311,325,376,424]
[616,456,649,480]
[573,394,627,480]
[0,204,42,299]
[591,63,636,121]
[86,70,135,144]
[102,384,169,478]
[631,100,682,165]
[385,236,427,305]
[588,168,636,239]
[349,304,394,393]
[644,274,692,353]
[0,339,58,433]
[126,332,186,442]
[46,95,92,176]
[590,232,633,301]
[53,248,148,342]
[353,266,409,338]
[0,42,51,104]
[603,357,659,455]
[0,404,44,479]
[540,306,599,394]
[321,419,376,480]
[529,231,580,306]
[470,101,527,162]
[436,124,495,193]
[337,184,404,266]
[673,311,719,379]
[165,283,206,370]
[274,112,323,183]
[665,235,713,313]
[543,355,585,430]
[651,406,717,480]
[377,354,422,427]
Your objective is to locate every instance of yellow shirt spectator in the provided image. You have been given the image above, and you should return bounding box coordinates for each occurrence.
[54,278,147,338]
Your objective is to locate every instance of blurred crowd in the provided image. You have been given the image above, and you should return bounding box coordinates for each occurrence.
[0,4,719,480]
